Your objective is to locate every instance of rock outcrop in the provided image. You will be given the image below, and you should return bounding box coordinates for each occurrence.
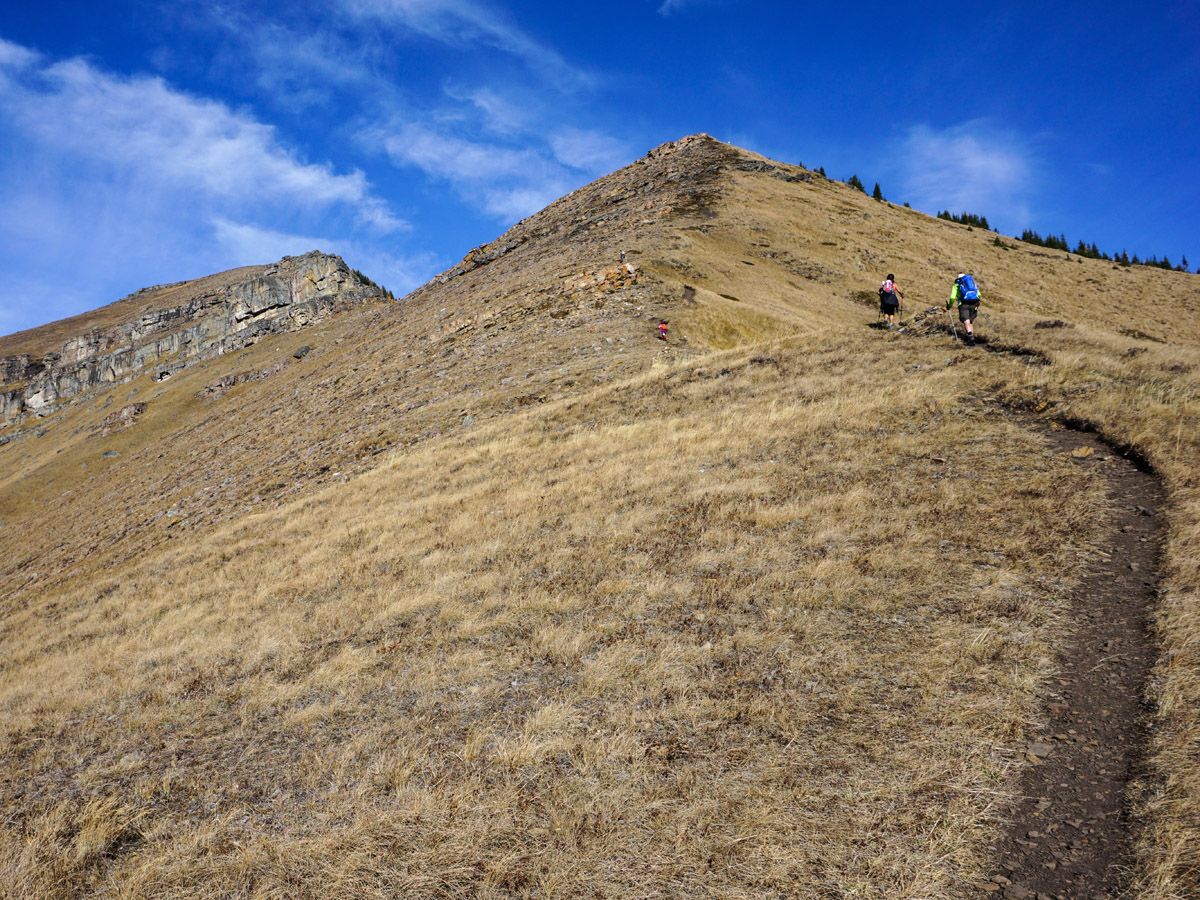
[0,251,382,424]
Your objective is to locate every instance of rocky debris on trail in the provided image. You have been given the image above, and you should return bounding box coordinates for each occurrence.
[984,424,1163,899]
[0,252,382,425]
[92,403,147,436]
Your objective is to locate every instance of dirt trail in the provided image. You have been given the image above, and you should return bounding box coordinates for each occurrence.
[972,419,1163,898]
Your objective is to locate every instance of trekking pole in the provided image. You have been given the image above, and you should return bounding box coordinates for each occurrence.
[947,307,960,342]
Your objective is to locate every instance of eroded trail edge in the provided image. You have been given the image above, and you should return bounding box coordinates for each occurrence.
[981,421,1163,899]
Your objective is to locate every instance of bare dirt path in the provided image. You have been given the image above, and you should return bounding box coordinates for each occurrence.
[974,419,1163,899]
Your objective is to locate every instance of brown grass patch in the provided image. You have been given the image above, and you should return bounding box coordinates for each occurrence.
[0,335,1113,897]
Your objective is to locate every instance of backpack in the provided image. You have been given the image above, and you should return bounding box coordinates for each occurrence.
[957,274,980,302]
[879,279,897,303]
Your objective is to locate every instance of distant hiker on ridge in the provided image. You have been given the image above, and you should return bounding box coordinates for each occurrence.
[878,273,904,329]
[657,320,669,341]
[947,273,982,345]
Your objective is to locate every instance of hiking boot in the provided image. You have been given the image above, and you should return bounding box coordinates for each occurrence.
[966,334,976,346]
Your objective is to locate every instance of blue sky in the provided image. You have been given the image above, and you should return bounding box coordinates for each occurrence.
[1,1,1197,336]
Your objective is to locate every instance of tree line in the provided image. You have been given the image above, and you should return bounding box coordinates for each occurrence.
[836,170,1194,274]
[353,268,396,300]
[1016,230,1188,271]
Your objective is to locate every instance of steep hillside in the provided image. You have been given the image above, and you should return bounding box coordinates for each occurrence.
[0,136,735,604]
[2,136,1198,898]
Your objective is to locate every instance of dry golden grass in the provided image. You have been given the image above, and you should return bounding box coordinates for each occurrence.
[0,335,1112,897]
[3,135,1200,896]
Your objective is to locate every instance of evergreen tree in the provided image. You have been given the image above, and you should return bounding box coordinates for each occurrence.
[847,174,866,193]
[817,166,826,177]
[872,182,884,201]
[1182,255,1190,272]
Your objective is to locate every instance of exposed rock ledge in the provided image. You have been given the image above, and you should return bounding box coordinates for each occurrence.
[1,251,382,424]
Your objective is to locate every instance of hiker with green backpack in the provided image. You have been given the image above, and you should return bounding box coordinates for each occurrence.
[946,273,982,345]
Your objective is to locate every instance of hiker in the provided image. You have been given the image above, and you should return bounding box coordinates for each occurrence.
[878,274,904,329]
[947,272,982,345]
[657,320,669,341]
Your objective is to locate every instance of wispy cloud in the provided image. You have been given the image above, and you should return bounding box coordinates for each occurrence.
[550,128,632,175]
[376,105,633,222]
[340,0,591,88]
[444,84,532,135]
[211,219,333,264]
[380,122,574,220]
[657,0,723,16]
[0,50,403,230]
[0,39,411,332]
[898,121,1036,229]
[0,36,39,68]
[200,11,384,110]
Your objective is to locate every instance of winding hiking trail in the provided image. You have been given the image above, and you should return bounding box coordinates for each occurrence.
[982,422,1162,899]
[953,335,1165,898]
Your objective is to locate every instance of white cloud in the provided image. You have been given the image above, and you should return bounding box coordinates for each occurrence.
[386,123,542,181]
[4,56,402,228]
[340,0,590,87]
[0,36,39,68]
[550,128,632,175]
[657,0,722,16]
[446,85,531,135]
[0,40,410,334]
[195,9,387,112]
[899,121,1035,229]
[479,184,571,222]
[380,122,577,220]
[211,219,331,265]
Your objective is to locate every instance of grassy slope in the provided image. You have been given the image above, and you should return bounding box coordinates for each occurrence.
[0,136,731,603]
[1,136,1198,897]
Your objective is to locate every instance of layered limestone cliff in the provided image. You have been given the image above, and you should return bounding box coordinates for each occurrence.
[0,251,383,423]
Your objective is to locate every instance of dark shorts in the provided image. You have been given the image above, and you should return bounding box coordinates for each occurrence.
[881,298,899,314]
[959,301,979,323]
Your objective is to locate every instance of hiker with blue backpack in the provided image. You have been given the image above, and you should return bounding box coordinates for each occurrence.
[946,273,982,345]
